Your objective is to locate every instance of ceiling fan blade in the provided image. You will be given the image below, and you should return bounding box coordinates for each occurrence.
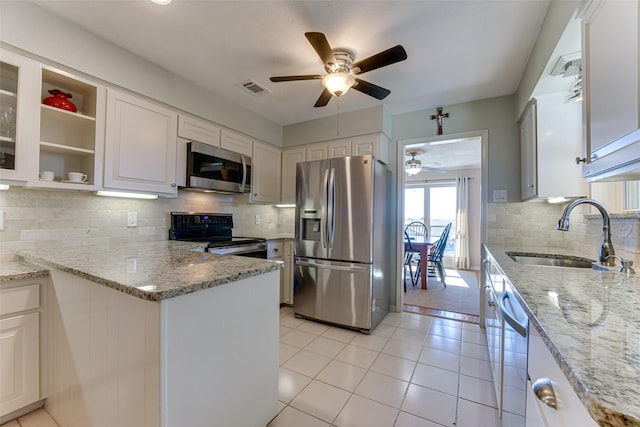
[422,166,448,174]
[305,32,336,66]
[270,75,322,82]
[352,78,391,100]
[352,45,407,75]
[314,89,333,107]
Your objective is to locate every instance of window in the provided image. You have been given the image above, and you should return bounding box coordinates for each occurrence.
[405,182,456,256]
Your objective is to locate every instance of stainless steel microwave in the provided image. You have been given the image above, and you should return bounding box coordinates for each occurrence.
[184,141,251,193]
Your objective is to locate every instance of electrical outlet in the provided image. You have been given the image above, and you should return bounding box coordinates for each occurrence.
[127,212,138,227]
[255,215,260,225]
[493,190,508,202]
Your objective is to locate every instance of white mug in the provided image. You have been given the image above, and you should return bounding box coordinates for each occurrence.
[68,172,88,182]
[39,170,54,181]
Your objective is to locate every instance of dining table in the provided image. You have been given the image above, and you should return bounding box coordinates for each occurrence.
[404,235,439,289]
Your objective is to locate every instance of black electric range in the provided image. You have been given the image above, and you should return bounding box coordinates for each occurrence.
[169,212,267,258]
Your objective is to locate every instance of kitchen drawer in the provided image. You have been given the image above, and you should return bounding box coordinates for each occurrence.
[0,284,39,316]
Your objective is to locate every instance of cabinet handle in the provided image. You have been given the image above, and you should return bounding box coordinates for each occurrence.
[532,377,558,410]
[171,183,177,187]
[575,157,587,164]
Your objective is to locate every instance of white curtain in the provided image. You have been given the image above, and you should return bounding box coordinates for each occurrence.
[455,176,470,269]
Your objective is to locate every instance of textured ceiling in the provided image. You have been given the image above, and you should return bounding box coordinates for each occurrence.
[32,0,550,126]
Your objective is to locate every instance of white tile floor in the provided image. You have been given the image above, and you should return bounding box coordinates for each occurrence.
[2,307,502,427]
[270,307,502,427]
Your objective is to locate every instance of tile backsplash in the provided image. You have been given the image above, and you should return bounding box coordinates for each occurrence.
[487,202,640,264]
[0,187,294,262]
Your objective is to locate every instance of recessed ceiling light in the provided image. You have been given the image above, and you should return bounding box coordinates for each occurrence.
[151,0,172,5]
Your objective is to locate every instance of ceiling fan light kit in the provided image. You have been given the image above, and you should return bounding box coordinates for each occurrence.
[270,32,407,107]
[322,72,355,96]
[405,151,423,175]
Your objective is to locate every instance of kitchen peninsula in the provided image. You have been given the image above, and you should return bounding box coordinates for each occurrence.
[13,241,282,427]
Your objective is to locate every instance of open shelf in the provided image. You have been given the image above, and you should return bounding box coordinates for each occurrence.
[41,104,95,122]
[40,141,95,155]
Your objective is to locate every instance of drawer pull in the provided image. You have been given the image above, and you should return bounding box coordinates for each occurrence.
[532,377,558,410]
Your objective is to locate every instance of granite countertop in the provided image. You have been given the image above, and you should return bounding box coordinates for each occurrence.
[485,244,640,427]
[0,260,50,282]
[14,241,282,302]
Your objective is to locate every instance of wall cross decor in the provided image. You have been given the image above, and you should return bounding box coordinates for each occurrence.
[430,107,449,135]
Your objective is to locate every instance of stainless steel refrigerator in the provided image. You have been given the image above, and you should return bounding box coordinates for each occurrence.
[294,155,390,333]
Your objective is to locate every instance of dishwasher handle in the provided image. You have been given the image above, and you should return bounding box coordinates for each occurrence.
[498,291,528,338]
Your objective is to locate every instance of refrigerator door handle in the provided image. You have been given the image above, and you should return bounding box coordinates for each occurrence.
[321,168,330,249]
[295,258,370,272]
[328,167,336,248]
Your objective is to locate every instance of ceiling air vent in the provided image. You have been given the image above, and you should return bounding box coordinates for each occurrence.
[240,79,271,96]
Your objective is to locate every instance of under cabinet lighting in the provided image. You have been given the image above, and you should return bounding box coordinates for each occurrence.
[96,190,158,200]
[150,0,172,4]
[0,184,9,190]
[548,197,570,204]
[275,204,296,208]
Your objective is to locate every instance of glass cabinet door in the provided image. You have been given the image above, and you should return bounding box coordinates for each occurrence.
[0,49,39,182]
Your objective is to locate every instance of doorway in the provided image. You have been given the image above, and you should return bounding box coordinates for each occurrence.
[396,130,488,321]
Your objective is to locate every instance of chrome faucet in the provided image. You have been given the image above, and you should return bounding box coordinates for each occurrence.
[557,198,615,266]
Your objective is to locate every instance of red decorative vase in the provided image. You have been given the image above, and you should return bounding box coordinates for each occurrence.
[42,89,77,113]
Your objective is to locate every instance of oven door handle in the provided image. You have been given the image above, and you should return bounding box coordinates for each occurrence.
[208,243,266,256]
[498,291,528,338]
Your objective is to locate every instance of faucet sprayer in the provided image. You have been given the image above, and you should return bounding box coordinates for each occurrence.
[557,198,615,266]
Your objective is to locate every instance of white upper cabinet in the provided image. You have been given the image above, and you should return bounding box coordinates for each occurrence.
[352,134,389,163]
[0,49,39,184]
[37,66,105,190]
[177,114,221,147]
[580,0,640,180]
[281,146,306,204]
[327,139,351,158]
[104,89,178,196]
[251,140,281,204]
[305,143,328,161]
[221,129,252,156]
[520,93,586,200]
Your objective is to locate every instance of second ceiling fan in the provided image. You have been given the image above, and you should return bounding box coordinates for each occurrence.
[270,32,407,107]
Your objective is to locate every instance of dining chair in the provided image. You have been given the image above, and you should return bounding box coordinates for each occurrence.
[426,222,452,288]
[404,222,427,288]
[403,230,417,292]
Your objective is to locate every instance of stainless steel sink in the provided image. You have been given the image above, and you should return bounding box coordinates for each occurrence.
[506,252,596,269]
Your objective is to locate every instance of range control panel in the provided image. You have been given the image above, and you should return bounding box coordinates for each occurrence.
[170,212,233,231]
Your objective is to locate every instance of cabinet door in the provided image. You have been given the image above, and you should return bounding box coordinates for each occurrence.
[353,134,389,163]
[0,49,39,183]
[281,240,294,305]
[581,0,640,178]
[281,147,306,204]
[0,312,39,417]
[177,114,220,147]
[520,100,537,200]
[251,141,281,203]
[327,139,351,158]
[221,129,252,156]
[104,89,178,195]
[305,143,327,161]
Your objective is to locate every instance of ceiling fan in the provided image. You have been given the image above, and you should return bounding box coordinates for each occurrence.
[405,151,447,175]
[270,32,407,107]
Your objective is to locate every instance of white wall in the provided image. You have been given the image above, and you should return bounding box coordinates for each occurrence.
[0,1,283,146]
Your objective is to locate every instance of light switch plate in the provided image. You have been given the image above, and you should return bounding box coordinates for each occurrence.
[127,212,138,227]
[493,190,508,202]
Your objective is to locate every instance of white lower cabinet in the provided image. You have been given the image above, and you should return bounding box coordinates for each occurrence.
[104,89,178,196]
[281,240,294,305]
[526,325,598,427]
[0,282,41,418]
